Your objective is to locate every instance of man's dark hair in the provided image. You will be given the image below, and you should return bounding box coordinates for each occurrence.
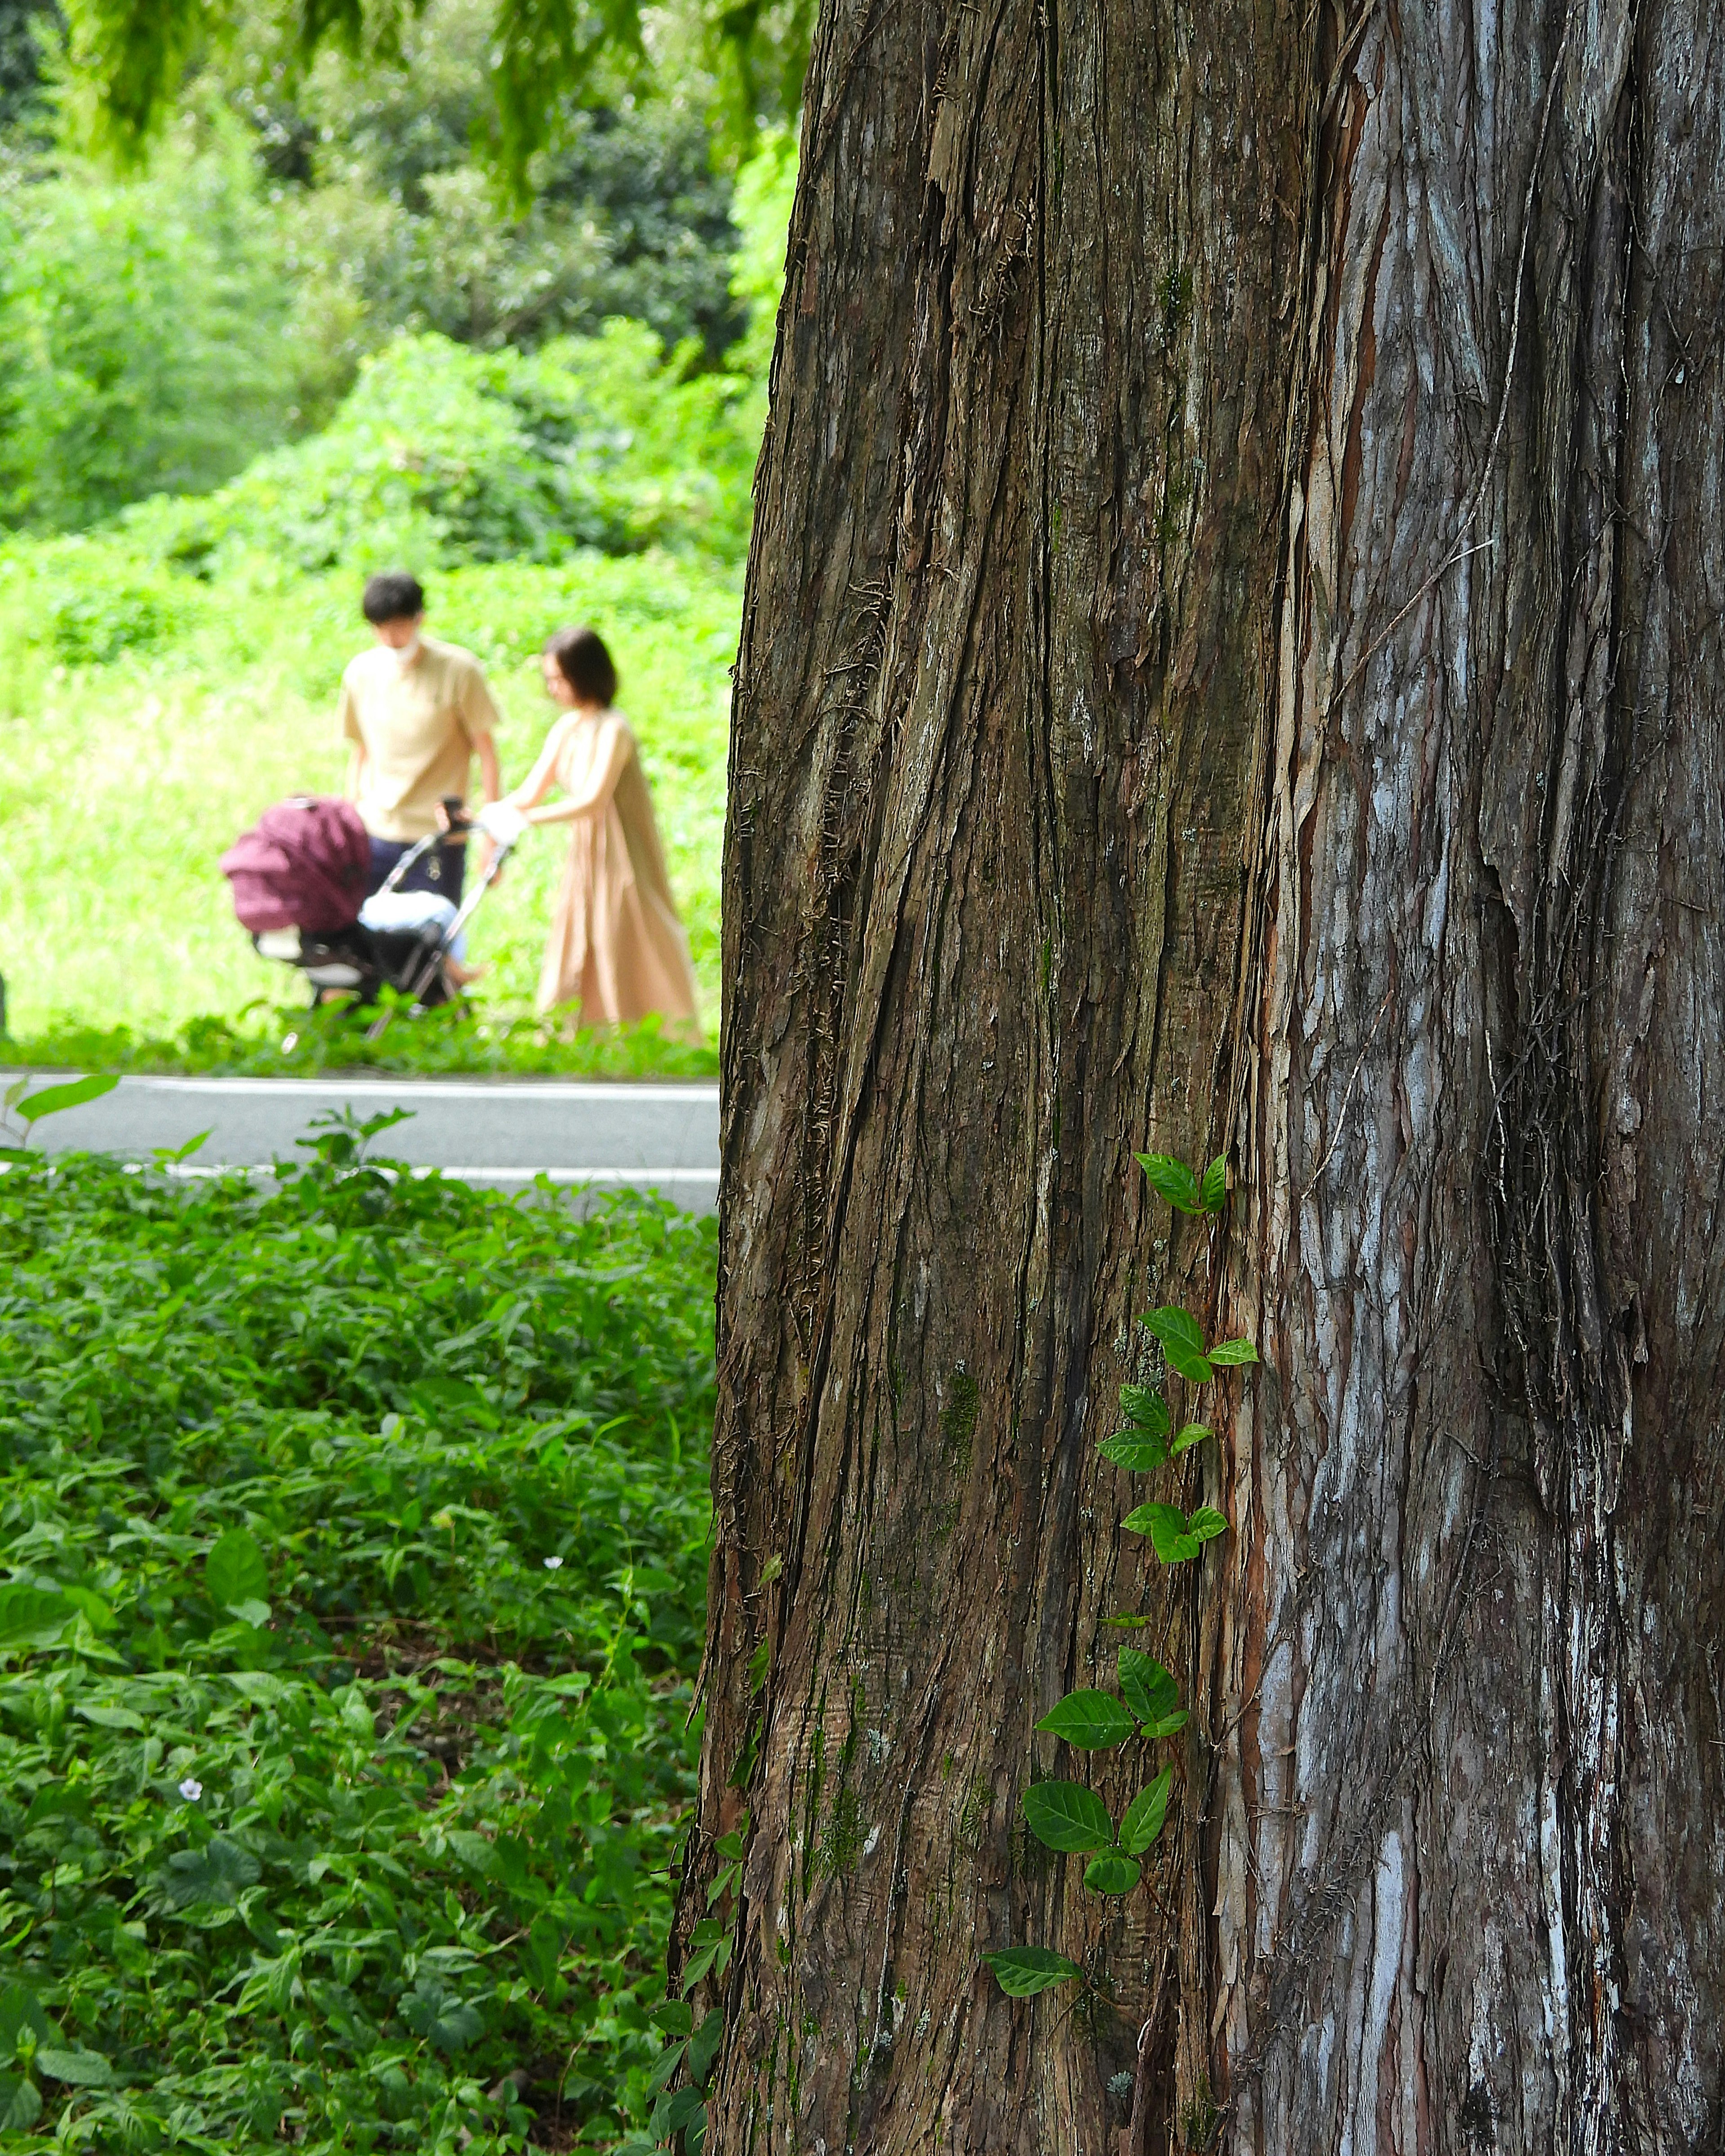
[362,571,425,624]
[545,625,618,707]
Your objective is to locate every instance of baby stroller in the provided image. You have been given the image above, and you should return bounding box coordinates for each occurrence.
[220,795,518,1015]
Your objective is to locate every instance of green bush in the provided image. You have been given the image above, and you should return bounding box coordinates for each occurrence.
[0,124,295,530]
[118,324,758,575]
[0,1128,717,2150]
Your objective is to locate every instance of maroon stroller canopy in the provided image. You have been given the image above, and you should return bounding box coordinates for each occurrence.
[221,796,372,935]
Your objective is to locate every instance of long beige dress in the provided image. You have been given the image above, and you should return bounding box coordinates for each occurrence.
[535,708,701,1034]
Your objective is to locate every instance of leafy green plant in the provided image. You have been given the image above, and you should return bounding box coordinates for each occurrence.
[4,1005,720,1081]
[0,1128,718,2150]
[986,1147,1259,2090]
[0,1069,119,1154]
[0,119,295,530]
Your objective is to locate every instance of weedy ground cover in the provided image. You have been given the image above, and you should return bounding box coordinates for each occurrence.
[0,1122,716,2151]
[5,1007,721,1083]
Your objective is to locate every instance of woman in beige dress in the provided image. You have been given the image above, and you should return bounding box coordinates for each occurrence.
[493,626,701,1034]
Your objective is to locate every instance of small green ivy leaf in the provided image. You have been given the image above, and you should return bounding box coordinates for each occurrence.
[688,2009,725,2086]
[1117,1650,1179,1727]
[1021,1781,1114,1852]
[1207,1337,1259,1367]
[1141,1307,1212,1383]
[650,2001,693,2037]
[1170,1422,1212,1455]
[645,2038,687,2101]
[1190,1507,1230,1544]
[1200,1156,1228,1211]
[985,1946,1084,1997]
[1118,1384,1170,1434]
[1134,1153,1204,1214]
[1083,1851,1141,1895]
[1100,1430,1170,1473]
[1119,1767,1174,1855]
[1124,1503,1200,1564]
[1035,1690,1137,1750]
[652,2085,706,2138]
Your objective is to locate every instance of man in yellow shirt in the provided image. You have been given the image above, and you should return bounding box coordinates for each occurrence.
[336,571,502,904]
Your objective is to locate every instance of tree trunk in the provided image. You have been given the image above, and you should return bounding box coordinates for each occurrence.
[680,0,1725,2145]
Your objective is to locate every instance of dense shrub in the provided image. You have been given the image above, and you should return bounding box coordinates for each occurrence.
[0,1129,717,2150]
[0,126,294,530]
[118,324,758,575]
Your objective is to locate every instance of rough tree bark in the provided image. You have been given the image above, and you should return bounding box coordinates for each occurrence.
[677,0,1725,2146]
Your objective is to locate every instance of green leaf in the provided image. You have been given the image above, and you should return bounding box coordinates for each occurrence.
[659,2086,706,2135]
[1170,1422,1212,1455]
[687,2008,725,2084]
[1135,1153,1203,1214]
[645,2037,687,2100]
[1118,1384,1170,1434]
[0,2075,41,2132]
[1124,1503,1200,1564]
[1082,1852,1141,1895]
[159,1835,261,1911]
[1200,1156,1228,1211]
[224,1670,287,1704]
[1117,1650,1179,1727]
[61,1584,115,1631]
[1020,1781,1113,1853]
[1035,1690,1137,1750]
[984,1946,1084,1997]
[445,1829,498,1877]
[0,1983,58,2060]
[1141,1306,1212,1383]
[1190,1507,1230,1544]
[35,2048,113,2089]
[1100,1429,1170,1473]
[13,1073,119,1123]
[1208,1337,1259,1366]
[205,1527,268,1613]
[1100,1611,1152,1628]
[74,1701,144,1730]
[401,1982,484,2053]
[651,2001,693,2037]
[0,1586,69,1652]
[1119,1767,1174,1855]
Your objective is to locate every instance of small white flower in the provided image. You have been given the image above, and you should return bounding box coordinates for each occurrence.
[178,1777,203,1802]
[543,1555,563,1571]
[280,1034,299,1054]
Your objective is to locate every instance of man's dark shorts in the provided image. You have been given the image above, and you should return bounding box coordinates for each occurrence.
[366,836,466,906]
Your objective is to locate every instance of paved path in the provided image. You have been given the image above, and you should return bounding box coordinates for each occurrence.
[2,1074,721,1209]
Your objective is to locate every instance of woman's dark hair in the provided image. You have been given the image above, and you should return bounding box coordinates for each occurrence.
[544,625,618,707]
[363,570,425,624]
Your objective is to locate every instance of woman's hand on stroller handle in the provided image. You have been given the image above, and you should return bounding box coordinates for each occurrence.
[473,800,530,846]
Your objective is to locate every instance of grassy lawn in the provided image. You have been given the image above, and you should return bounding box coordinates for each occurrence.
[0,543,737,1064]
[0,1125,716,2150]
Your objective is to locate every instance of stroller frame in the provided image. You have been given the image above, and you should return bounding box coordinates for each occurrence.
[254,801,520,1027]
